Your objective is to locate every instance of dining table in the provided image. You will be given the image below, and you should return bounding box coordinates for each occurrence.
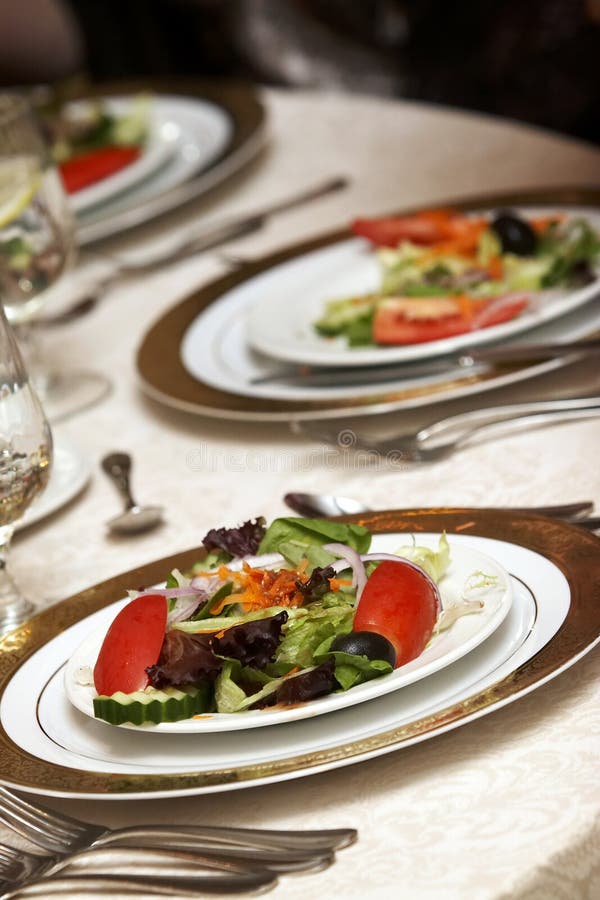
[3,84,600,900]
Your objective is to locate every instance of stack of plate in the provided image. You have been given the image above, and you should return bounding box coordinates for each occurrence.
[1,510,599,797]
[137,195,600,421]
[62,82,266,246]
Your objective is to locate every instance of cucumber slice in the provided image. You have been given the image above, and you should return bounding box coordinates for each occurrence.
[93,684,212,726]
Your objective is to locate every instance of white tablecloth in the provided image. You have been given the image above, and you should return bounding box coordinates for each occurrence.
[5,87,600,899]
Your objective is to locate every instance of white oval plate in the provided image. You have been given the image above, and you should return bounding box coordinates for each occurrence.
[245,208,600,368]
[17,435,90,531]
[181,261,600,404]
[64,536,512,733]
[66,97,179,214]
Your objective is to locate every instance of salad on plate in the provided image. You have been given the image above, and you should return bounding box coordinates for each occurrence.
[42,96,151,194]
[315,208,600,347]
[70,516,509,728]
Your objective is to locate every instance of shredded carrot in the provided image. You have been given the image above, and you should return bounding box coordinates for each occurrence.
[199,557,349,616]
[487,255,504,280]
[328,577,352,591]
[531,214,565,234]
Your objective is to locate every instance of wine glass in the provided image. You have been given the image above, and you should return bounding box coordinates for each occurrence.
[0,92,109,421]
[0,300,52,635]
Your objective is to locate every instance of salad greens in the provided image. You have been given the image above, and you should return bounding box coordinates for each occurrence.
[92,516,457,725]
[45,96,150,164]
[315,209,600,347]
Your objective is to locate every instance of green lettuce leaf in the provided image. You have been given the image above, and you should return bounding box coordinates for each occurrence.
[258,517,371,569]
[315,648,393,691]
[174,605,292,634]
[214,661,247,713]
[393,532,450,582]
[274,593,355,670]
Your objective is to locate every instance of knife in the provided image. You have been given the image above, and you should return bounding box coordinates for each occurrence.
[250,338,600,387]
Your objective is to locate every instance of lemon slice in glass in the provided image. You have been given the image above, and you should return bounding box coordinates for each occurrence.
[0,157,42,228]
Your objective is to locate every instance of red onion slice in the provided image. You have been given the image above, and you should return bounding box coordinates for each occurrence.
[324,543,368,601]
[470,292,530,330]
[167,594,207,625]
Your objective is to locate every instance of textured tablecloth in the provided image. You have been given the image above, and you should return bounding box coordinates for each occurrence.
[4,87,600,899]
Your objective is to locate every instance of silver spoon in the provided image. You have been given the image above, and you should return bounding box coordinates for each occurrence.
[283,492,597,523]
[102,452,164,535]
[283,492,371,517]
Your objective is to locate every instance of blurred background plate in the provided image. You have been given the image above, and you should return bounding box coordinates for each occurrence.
[66,80,266,245]
[244,208,600,369]
[180,246,600,405]
[66,96,180,214]
[137,186,600,421]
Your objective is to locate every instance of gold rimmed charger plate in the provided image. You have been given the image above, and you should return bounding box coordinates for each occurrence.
[136,184,600,421]
[0,509,598,798]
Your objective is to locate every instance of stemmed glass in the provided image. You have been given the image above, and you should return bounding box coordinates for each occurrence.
[0,92,109,421]
[0,301,52,635]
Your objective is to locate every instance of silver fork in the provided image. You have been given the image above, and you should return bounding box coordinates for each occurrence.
[293,396,600,463]
[0,787,354,860]
[0,842,278,898]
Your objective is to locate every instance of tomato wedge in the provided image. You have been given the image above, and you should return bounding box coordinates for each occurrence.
[59,145,141,194]
[354,561,439,667]
[352,210,487,250]
[93,594,167,696]
[372,294,528,345]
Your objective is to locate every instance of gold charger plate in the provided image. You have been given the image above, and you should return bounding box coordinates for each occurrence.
[0,509,598,798]
[136,185,600,421]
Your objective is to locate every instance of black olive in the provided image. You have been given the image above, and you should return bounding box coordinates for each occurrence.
[330,631,396,667]
[491,210,537,256]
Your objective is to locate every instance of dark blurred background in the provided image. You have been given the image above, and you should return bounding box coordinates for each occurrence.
[1,0,599,143]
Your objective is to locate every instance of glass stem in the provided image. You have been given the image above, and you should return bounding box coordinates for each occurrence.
[0,526,34,635]
[13,324,51,402]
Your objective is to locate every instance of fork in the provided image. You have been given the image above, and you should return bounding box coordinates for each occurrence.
[0,842,278,898]
[0,787,355,860]
[292,396,600,463]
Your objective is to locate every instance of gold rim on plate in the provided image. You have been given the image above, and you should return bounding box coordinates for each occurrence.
[136,185,600,421]
[0,509,599,797]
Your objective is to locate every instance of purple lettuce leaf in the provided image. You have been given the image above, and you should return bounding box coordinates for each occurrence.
[202,517,266,558]
[146,630,222,688]
[295,565,336,602]
[212,611,288,669]
[251,659,336,709]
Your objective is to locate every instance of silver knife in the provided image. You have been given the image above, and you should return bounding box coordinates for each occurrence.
[251,339,600,387]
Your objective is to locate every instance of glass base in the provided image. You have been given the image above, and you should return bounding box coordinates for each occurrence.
[0,596,35,637]
[36,369,112,423]
[0,563,35,636]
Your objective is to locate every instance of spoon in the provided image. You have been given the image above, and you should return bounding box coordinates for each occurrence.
[283,492,371,517]
[102,452,164,534]
[283,492,597,523]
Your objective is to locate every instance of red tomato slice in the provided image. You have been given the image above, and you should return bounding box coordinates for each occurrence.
[352,214,449,247]
[93,594,167,696]
[351,210,487,249]
[59,145,141,194]
[354,561,439,667]
[372,294,528,345]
